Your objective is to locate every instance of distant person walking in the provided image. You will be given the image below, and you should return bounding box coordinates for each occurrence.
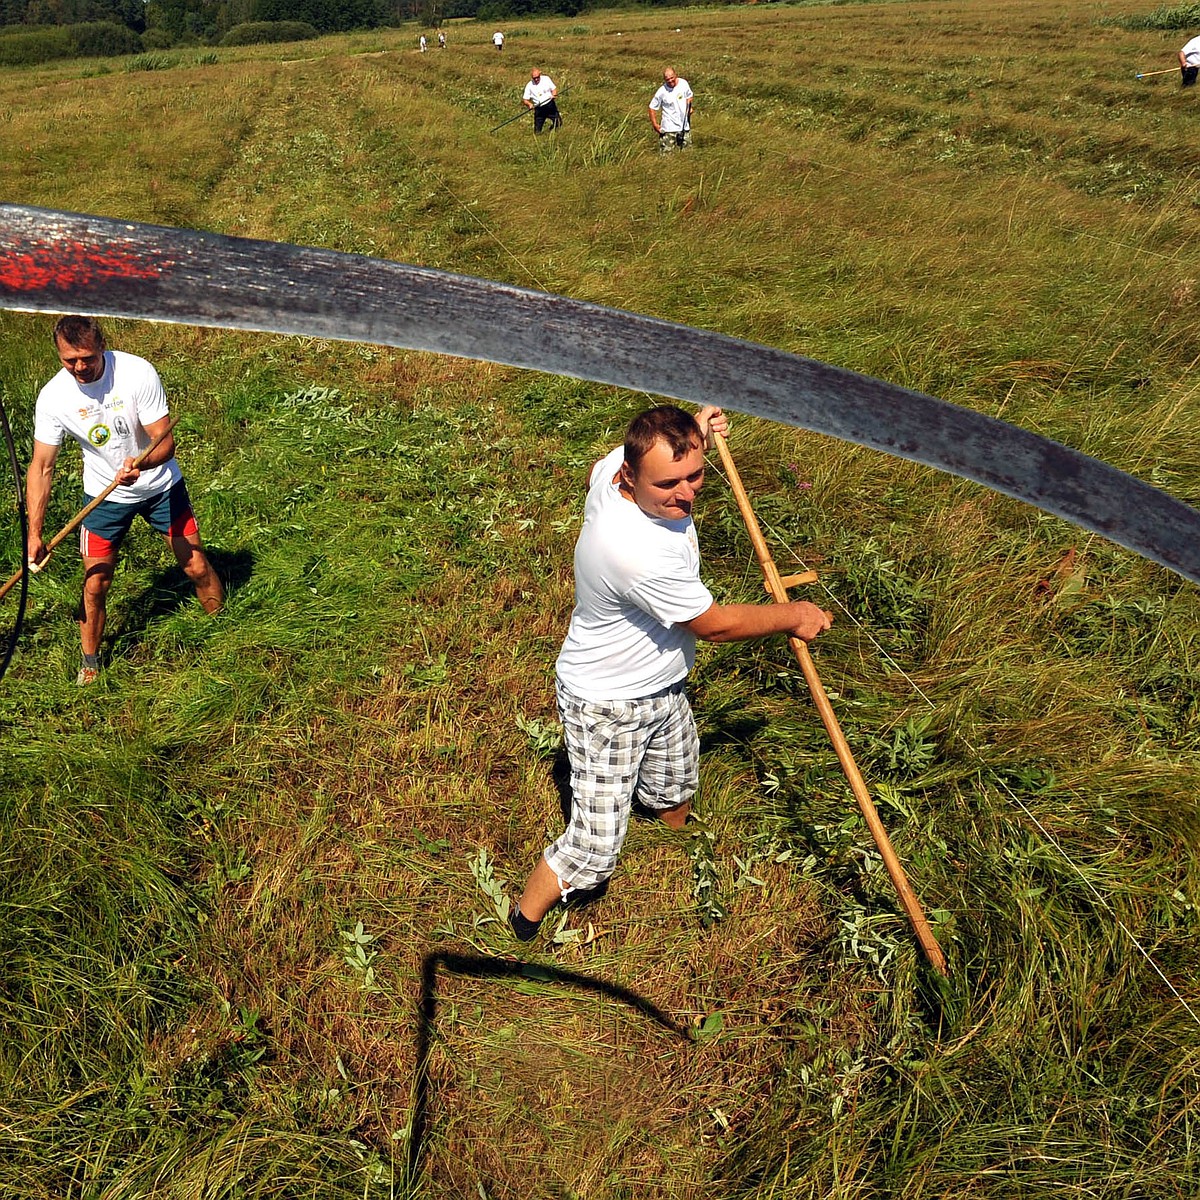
[437,30,446,48]
[25,316,223,685]
[493,30,504,51]
[1180,34,1200,85]
[523,67,562,132]
[419,33,427,52]
[649,66,693,152]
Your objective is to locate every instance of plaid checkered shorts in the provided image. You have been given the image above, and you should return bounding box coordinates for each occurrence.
[544,678,700,891]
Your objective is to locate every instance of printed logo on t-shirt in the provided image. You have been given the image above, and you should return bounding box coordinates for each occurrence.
[114,416,130,440]
[88,423,111,447]
[77,407,90,419]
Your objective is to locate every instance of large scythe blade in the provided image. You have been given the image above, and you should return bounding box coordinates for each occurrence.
[2,203,1198,585]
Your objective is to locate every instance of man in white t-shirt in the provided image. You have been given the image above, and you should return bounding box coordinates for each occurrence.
[493,30,504,51]
[523,67,562,133]
[26,316,223,685]
[649,66,693,152]
[1179,34,1200,86]
[511,405,831,940]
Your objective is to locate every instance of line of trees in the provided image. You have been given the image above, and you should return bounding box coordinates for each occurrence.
[0,0,145,29]
[0,0,714,43]
[0,0,431,40]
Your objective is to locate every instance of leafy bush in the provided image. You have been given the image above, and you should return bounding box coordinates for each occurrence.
[0,20,141,65]
[139,26,174,49]
[0,26,67,64]
[0,22,54,36]
[219,20,319,45]
[66,20,143,56]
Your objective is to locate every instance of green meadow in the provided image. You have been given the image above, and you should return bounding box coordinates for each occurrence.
[1,2,1199,1195]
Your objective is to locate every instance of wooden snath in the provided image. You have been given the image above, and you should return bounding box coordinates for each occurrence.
[713,432,948,977]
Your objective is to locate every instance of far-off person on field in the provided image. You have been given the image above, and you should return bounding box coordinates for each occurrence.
[419,33,427,51]
[493,30,504,50]
[523,67,562,132]
[1179,34,1200,85]
[649,66,693,152]
[438,29,446,48]
[510,405,831,941]
[26,317,223,685]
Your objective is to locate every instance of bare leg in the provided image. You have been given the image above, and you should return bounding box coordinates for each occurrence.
[168,531,223,614]
[517,856,570,923]
[79,556,116,657]
[658,800,691,831]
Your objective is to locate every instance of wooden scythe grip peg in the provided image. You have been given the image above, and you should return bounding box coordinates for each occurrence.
[766,570,819,593]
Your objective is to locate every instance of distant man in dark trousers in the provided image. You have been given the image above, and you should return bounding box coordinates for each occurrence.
[1180,34,1200,85]
[523,68,562,132]
[511,405,832,940]
[649,66,693,152]
[26,316,223,685]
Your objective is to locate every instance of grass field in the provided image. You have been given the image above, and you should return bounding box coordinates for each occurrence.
[1,2,1200,1196]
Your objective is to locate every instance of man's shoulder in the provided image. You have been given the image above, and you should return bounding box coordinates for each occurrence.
[37,366,69,397]
[110,350,165,393]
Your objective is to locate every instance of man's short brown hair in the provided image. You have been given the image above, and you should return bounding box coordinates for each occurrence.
[52,315,105,350]
[624,405,701,475]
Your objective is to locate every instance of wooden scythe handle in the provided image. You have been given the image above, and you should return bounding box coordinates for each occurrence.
[713,431,948,977]
[0,416,180,603]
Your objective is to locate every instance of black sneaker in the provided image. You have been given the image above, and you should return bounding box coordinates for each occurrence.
[510,907,542,942]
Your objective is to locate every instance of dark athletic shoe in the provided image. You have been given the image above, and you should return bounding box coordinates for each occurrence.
[510,907,542,942]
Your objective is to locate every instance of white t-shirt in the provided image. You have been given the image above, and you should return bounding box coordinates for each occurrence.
[649,77,693,133]
[555,447,714,700]
[524,76,557,105]
[33,349,181,503]
[1183,36,1200,66]
[493,31,504,46]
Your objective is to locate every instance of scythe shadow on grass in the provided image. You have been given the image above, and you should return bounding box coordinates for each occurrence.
[407,949,693,1185]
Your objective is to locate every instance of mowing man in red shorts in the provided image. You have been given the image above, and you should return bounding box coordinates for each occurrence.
[25,316,223,685]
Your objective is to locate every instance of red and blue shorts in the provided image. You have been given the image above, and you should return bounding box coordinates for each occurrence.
[79,479,199,559]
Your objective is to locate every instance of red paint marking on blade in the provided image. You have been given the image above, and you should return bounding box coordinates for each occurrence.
[0,239,167,292]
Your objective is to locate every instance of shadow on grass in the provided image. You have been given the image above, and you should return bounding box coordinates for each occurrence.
[551,745,573,825]
[114,547,254,650]
[408,949,692,1184]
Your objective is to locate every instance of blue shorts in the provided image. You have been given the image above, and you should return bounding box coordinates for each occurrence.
[80,478,199,559]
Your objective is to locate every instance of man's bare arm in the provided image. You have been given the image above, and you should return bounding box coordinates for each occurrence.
[684,599,831,644]
[25,438,60,561]
[116,414,176,486]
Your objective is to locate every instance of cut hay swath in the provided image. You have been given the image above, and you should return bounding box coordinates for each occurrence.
[2,203,1198,964]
